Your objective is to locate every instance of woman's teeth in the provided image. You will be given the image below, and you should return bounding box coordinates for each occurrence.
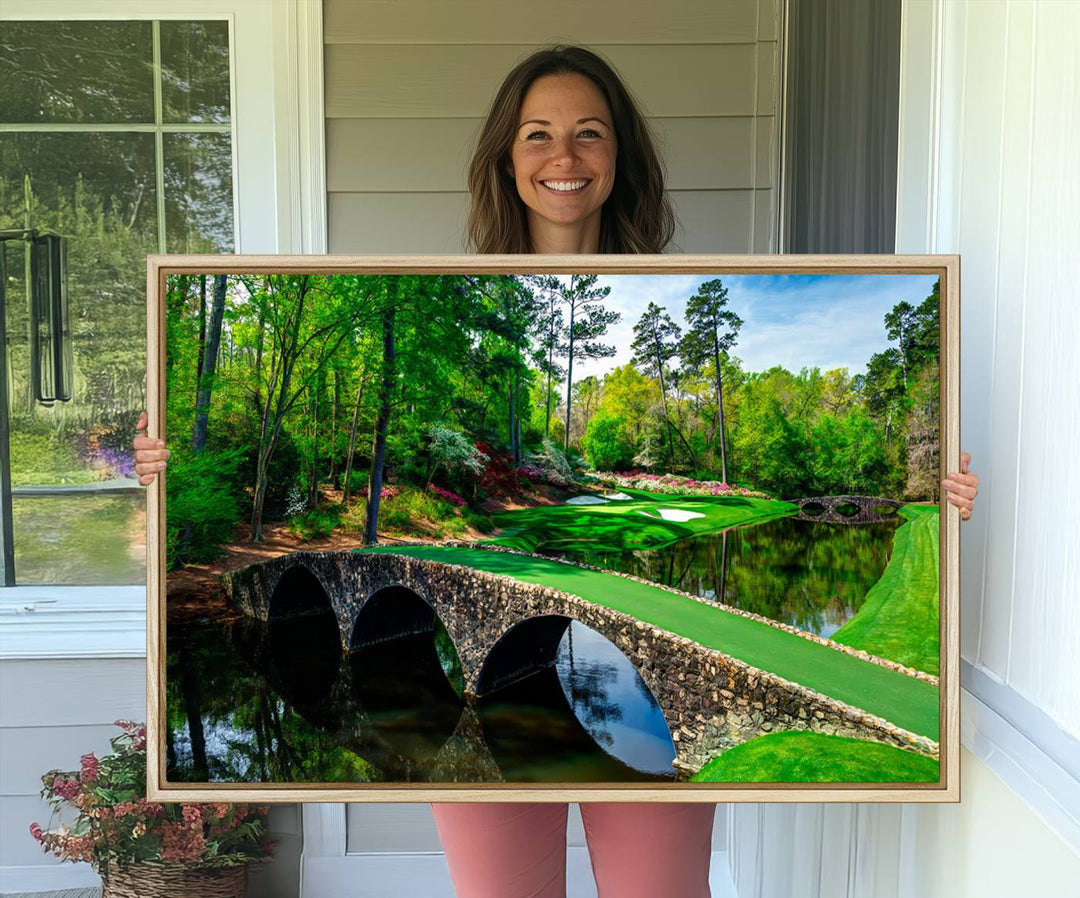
[542,180,588,191]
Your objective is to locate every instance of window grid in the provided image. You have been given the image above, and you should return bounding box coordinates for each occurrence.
[0,19,235,254]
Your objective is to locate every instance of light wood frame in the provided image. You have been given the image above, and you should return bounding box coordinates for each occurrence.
[146,253,960,803]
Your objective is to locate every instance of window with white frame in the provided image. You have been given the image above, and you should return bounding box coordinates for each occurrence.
[0,19,235,585]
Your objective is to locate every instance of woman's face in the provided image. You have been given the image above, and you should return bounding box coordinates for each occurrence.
[509,73,617,250]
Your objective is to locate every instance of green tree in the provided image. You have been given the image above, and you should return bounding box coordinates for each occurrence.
[581,409,635,471]
[630,302,681,472]
[246,274,373,541]
[679,278,742,483]
[526,275,568,439]
[550,275,619,452]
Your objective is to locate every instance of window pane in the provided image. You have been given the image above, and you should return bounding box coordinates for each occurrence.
[0,132,159,240]
[12,493,145,585]
[0,21,154,124]
[1,19,235,586]
[160,21,232,124]
[2,131,154,584]
[164,133,235,252]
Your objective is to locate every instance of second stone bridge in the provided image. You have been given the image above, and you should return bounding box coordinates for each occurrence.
[222,547,936,772]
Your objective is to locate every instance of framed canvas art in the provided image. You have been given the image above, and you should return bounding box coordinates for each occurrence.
[145,254,960,802]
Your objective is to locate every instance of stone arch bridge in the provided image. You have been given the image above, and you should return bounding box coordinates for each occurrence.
[222,548,934,772]
[789,495,905,524]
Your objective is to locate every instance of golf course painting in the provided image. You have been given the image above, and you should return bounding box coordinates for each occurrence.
[147,255,959,802]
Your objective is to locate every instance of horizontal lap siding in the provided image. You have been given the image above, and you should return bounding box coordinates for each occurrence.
[0,658,145,868]
[325,45,759,118]
[324,0,762,45]
[324,0,780,254]
[327,117,769,192]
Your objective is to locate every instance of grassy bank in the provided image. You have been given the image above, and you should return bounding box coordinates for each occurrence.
[488,491,798,554]
[831,505,940,675]
[690,730,939,783]
[360,545,939,739]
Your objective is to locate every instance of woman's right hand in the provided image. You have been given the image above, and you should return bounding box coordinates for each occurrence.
[133,411,169,486]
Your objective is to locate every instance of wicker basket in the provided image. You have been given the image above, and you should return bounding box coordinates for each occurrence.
[100,862,247,898]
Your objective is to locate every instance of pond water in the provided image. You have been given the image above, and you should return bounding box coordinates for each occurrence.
[166,615,674,783]
[166,511,901,784]
[544,515,900,638]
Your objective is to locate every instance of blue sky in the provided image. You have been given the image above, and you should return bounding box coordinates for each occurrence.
[561,273,940,382]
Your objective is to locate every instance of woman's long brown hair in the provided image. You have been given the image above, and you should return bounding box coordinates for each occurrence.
[466,46,676,254]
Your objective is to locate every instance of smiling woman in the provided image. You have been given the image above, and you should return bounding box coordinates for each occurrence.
[509,73,617,253]
[466,45,674,255]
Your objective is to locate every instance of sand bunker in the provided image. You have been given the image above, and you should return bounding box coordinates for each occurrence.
[602,491,634,501]
[566,495,609,505]
[638,508,705,522]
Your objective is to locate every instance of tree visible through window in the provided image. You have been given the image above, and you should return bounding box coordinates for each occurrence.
[0,20,234,584]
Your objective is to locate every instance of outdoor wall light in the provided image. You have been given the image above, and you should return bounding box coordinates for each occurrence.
[0,229,73,405]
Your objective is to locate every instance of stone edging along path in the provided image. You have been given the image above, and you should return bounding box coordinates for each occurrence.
[378,539,939,687]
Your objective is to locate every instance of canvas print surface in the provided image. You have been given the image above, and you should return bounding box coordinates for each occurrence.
[156,262,951,796]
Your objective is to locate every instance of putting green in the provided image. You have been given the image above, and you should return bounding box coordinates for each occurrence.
[359,545,939,740]
[489,493,798,554]
[832,505,940,674]
[690,731,940,783]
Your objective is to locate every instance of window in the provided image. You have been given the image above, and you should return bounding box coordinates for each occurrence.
[1,19,234,584]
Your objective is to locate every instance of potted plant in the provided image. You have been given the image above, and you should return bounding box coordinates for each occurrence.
[30,720,274,897]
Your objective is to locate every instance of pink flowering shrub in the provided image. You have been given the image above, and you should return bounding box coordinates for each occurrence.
[515,462,545,483]
[353,483,401,500]
[30,721,273,874]
[430,485,467,507]
[595,471,770,500]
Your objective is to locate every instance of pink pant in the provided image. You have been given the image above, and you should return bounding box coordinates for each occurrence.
[431,802,715,898]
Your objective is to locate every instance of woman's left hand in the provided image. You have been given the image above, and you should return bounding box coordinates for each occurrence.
[942,451,979,521]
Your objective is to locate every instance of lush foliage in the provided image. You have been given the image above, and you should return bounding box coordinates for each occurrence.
[426,424,489,484]
[30,721,273,873]
[158,274,940,552]
[166,447,245,567]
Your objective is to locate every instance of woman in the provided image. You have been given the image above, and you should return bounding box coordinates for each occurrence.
[135,45,979,898]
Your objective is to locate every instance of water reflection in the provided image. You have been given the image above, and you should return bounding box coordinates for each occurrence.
[548,516,900,637]
[166,613,675,784]
[555,622,675,777]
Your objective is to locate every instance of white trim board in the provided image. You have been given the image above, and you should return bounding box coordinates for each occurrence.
[0,587,145,659]
[961,684,1080,855]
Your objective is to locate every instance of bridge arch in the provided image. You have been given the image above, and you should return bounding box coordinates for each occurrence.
[476,615,677,776]
[269,564,333,619]
[475,614,572,696]
[347,585,465,754]
[349,584,440,650]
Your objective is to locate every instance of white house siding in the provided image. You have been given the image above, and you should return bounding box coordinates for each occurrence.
[0,656,145,894]
[728,1,1080,895]
[324,0,781,254]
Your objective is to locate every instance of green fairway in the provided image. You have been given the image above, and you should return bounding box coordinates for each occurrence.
[832,505,940,674]
[359,545,939,739]
[690,730,940,783]
[488,492,798,554]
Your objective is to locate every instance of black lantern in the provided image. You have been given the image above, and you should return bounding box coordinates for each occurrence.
[30,233,73,405]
